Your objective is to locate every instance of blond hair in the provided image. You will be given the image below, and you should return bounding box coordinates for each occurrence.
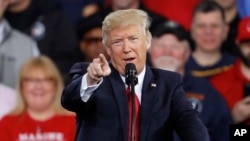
[102,9,152,47]
[11,55,72,115]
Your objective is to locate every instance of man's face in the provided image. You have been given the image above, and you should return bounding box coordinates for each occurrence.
[149,34,190,72]
[80,27,109,62]
[214,0,236,10]
[191,11,228,53]
[112,0,137,9]
[239,41,250,67]
[106,25,150,75]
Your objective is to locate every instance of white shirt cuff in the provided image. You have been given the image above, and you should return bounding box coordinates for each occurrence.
[80,73,103,102]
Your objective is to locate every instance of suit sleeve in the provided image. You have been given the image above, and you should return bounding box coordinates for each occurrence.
[61,62,89,113]
[171,75,210,141]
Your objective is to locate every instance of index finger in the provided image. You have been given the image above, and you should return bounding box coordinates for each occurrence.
[99,54,108,65]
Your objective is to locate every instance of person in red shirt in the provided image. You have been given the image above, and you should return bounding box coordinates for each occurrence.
[210,16,250,124]
[0,56,76,141]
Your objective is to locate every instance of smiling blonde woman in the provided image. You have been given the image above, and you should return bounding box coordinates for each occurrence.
[0,55,76,141]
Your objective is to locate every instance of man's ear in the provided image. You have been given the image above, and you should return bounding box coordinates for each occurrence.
[146,31,152,49]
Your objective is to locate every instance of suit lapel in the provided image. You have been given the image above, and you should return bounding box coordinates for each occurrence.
[140,65,158,141]
[108,65,128,141]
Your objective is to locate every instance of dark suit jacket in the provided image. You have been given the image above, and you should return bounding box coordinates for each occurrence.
[61,63,210,141]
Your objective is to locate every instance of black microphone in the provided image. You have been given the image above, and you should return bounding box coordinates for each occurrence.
[125,63,138,86]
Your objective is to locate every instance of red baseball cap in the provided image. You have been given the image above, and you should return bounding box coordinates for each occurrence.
[237,16,250,42]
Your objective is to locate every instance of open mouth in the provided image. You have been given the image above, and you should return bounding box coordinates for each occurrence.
[124,57,135,62]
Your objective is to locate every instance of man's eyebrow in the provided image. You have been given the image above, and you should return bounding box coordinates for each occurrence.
[111,38,122,41]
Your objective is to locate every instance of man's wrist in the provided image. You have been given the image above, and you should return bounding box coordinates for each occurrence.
[87,73,102,86]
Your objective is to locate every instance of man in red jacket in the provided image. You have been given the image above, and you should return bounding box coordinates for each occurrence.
[210,16,250,124]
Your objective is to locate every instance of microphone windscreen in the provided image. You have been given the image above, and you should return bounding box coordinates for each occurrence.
[125,63,137,86]
[125,63,136,72]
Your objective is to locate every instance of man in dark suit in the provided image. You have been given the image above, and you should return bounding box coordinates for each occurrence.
[61,9,210,141]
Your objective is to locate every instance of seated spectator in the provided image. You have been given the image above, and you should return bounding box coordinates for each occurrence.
[187,1,236,79]
[149,20,232,141]
[77,14,110,62]
[4,0,81,83]
[0,0,39,88]
[210,16,250,124]
[0,83,16,120]
[0,56,76,141]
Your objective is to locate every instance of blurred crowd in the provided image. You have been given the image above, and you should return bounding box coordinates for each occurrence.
[0,0,250,141]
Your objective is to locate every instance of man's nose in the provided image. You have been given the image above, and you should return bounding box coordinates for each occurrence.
[204,26,213,34]
[123,40,131,53]
[163,47,172,55]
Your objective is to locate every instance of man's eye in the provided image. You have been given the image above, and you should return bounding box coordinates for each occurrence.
[112,40,122,46]
[197,24,205,29]
[131,37,138,41]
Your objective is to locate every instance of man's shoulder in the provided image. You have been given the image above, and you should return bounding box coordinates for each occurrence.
[210,64,235,83]
[150,67,181,82]
[209,63,236,93]
[69,62,89,78]
[8,28,35,44]
[71,62,89,69]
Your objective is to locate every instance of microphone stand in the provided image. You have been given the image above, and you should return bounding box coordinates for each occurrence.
[129,77,136,141]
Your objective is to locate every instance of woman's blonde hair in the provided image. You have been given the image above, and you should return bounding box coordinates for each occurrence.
[11,55,71,115]
[102,9,152,47]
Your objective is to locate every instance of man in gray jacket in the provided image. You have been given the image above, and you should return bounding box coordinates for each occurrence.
[0,0,39,88]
